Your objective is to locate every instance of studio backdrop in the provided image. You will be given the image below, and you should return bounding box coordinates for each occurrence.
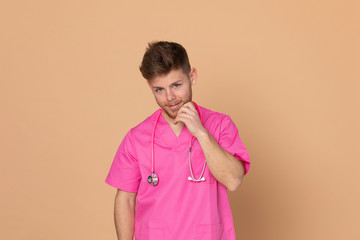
[0,0,359,239]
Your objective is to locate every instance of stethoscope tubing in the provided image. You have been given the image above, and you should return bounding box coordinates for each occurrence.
[150,101,206,185]
[151,108,163,174]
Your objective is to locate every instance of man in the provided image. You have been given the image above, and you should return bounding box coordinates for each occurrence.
[105,41,250,240]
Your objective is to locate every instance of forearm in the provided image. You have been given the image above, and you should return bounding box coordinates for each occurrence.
[197,131,245,191]
[114,190,136,240]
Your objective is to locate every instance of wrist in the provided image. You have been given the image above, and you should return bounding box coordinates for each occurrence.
[195,128,210,140]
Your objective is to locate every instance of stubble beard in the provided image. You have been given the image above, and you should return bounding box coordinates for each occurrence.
[159,87,193,120]
[162,97,192,120]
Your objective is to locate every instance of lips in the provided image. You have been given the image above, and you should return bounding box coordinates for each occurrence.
[168,102,181,110]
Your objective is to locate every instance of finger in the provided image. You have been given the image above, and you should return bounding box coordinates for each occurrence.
[183,102,196,111]
[174,113,192,125]
[175,112,192,121]
[180,103,197,115]
[177,106,195,116]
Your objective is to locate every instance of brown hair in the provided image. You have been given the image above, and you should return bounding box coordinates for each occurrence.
[139,41,191,81]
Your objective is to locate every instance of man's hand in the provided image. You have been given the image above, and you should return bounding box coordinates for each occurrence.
[174,102,207,139]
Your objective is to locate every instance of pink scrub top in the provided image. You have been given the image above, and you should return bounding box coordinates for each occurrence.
[105,105,250,240]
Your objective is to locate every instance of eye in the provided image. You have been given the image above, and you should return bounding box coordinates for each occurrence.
[173,83,181,88]
[155,88,163,92]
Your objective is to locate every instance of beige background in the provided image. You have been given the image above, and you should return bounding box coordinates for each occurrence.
[1,0,359,239]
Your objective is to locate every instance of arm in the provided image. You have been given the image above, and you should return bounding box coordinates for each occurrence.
[114,189,137,240]
[196,131,245,191]
[175,103,245,191]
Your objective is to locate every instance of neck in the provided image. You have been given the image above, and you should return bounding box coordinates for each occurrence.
[162,111,184,127]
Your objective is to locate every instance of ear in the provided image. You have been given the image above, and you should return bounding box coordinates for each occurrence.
[189,67,198,86]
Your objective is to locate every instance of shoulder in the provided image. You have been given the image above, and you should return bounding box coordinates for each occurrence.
[127,109,162,140]
[198,105,232,127]
[197,104,237,140]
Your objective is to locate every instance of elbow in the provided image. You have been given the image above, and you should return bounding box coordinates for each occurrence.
[227,161,246,192]
[226,176,243,192]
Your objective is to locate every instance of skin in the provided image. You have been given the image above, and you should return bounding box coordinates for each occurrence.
[114,189,136,240]
[114,67,245,240]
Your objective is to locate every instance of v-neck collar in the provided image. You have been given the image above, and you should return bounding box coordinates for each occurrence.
[157,114,190,149]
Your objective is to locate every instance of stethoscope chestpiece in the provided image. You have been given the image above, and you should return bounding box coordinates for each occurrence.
[147,172,158,186]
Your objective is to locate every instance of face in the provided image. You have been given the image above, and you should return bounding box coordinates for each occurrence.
[148,68,197,120]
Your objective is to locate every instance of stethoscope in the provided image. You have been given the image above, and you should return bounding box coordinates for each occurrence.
[147,102,207,186]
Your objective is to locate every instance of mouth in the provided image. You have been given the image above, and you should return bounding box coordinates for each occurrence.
[168,102,182,110]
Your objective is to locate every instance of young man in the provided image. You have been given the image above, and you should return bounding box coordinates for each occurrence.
[105,41,250,240]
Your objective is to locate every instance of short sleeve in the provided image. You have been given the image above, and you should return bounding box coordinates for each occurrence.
[105,129,141,193]
[218,116,251,175]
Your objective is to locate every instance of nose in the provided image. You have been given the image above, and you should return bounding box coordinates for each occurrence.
[166,89,176,101]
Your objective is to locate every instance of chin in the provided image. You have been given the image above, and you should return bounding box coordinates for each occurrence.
[163,109,177,120]
[168,111,178,119]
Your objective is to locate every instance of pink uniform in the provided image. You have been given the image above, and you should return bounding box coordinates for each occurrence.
[105,105,250,240]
